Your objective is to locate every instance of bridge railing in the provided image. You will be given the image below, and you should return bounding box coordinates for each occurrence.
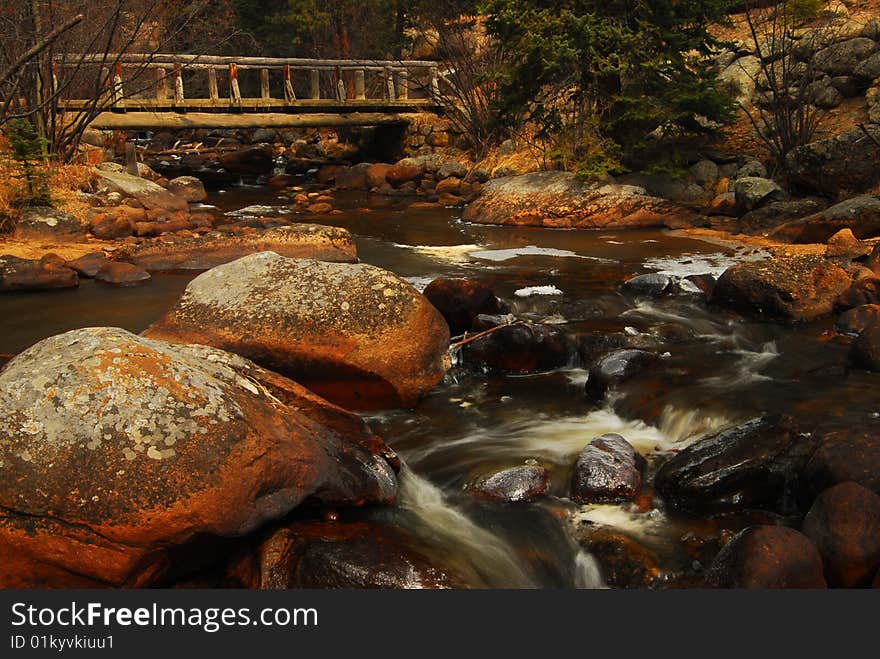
[53,54,441,111]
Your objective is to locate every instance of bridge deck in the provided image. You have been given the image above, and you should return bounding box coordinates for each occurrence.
[86,111,426,130]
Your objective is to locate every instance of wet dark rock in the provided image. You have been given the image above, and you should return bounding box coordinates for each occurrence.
[737,199,824,235]
[14,207,86,241]
[585,349,660,402]
[704,526,826,589]
[802,482,880,587]
[835,304,880,336]
[0,327,397,587]
[851,321,880,371]
[466,465,551,503]
[575,527,663,589]
[685,274,717,296]
[802,429,880,500]
[770,196,880,244]
[255,521,473,589]
[621,273,676,297]
[571,434,645,503]
[218,145,274,176]
[577,332,629,364]
[654,416,815,514]
[423,278,508,335]
[66,252,108,278]
[0,254,78,292]
[461,321,574,374]
[713,255,851,322]
[836,278,880,311]
[94,261,151,287]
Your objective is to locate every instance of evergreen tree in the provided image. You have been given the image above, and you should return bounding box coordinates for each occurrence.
[3,119,51,207]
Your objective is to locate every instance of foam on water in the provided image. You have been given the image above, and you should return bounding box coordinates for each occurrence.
[469,245,613,263]
[393,244,482,264]
[643,250,769,278]
[514,285,564,297]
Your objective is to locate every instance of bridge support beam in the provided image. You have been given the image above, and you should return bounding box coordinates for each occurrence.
[86,111,423,130]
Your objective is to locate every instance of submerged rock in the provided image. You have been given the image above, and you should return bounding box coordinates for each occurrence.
[571,434,645,504]
[466,465,551,503]
[704,526,826,589]
[462,171,700,229]
[713,255,851,322]
[423,278,507,335]
[0,327,397,588]
[93,261,151,287]
[575,527,663,589]
[461,320,574,374]
[145,252,450,410]
[584,349,660,402]
[802,482,880,588]
[0,254,78,292]
[115,224,357,271]
[654,416,814,514]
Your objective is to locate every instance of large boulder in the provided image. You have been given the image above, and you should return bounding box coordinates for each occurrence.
[836,277,880,311]
[14,207,86,242]
[145,252,450,410]
[570,434,645,504]
[802,482,880,587]
[737,199,825,234]
[815,38,878,76]
[802,429,880,500]
[94,169,188,213]
[423,278,507,335]
[704,526,826,589]
[218,145,274,176]
[785,125,880,196]
[654,416,815,514]
[718,56,761,104]
[0,254,78,292]
[0,327,397,588]
[462,172,700,229]
[166,176,207,202]
[769,196,880,243]
[712,255,851,322]
[734,177,785,212]
[114,224,357,271]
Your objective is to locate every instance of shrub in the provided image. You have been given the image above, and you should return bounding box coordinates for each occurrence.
[784,0,825,24]
[3,119,51,208]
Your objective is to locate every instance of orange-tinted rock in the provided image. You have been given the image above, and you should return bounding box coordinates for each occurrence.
[704,526,826,589]
[94,261,151,287]
[852,320,880,371]
[115,224,357,271]
[218,145,274,176]
[0,328,397,588]
[251,521,474,589]
[713,255,851,322]
[836,277,880,310]
[836,304,880,336]
[166,176,207,203]
[574,527,663,588]
[802,482,880,587]
[802,429,880,499]
[0,255,78,292]
[307,202,333,214]
[386,159,426,187]
[145,252,450,410]
[66,252,108,278]
[89,212,135,239]
[365,163,392,189]
[423,278,507,335]
[462,172,700,229]
[435,177,462,196]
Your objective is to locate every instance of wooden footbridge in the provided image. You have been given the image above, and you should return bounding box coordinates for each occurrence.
[55,54,442,130]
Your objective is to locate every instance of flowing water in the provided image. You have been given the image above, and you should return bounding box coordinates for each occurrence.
[3,183,878,588]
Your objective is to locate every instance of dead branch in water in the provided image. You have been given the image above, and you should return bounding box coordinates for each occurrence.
[449,320,527,349]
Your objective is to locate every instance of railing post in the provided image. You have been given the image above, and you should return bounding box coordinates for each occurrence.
[112,63,124,109]
[429,66,440,102]
[335,66,345,102]
[384,67,395,101]
[208,67,219,104]
[283,64,296,103]
[173,61,185,106]
[397,70,409,101]
[229,63,241,106]
[260,67,271,101]
[155,66,169,102]
[354,69,366,100]
[51,60,59,97]
[309,69,320,99]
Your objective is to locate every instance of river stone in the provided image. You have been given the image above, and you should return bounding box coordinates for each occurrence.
[467,465,551,503]
[461,320,574,374]
[14,207,86,242]
[585,349,660,402]
[769,196,880,244]
[423,278,507,335]
[571,434,645,504]
[737,199,825,234]
[166,176,207,202]
[0,254,78,292]
[66,252,108,278]
[712,255,851,322]
[836,304,880,336]
[145,252,450,410]
[94,168,188,213]
[252,521,475,589]
[218,145,274,176]
[114,224,357,271]
[0,327,397,588]
[93,261,151,287]
[704,526,826,589]
[785,125,880,196]
[851,319,880,371]
[574,527,663,589]
[734,177,785,212]
[836,277,880,311]
[462,172,700,229]
[654,416,815,514]
[802,482,880,587]
[802,428,880,500]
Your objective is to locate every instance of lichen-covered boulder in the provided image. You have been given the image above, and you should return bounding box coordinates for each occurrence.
[114,224,357,271]
[0,327,397,588]
[145,252,450,409]
[14,207,86,242]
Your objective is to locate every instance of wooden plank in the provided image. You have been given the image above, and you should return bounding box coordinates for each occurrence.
[59,98,434,111]
[86,111,422,130]
[57,53,438,69]
[208,67,219,103]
